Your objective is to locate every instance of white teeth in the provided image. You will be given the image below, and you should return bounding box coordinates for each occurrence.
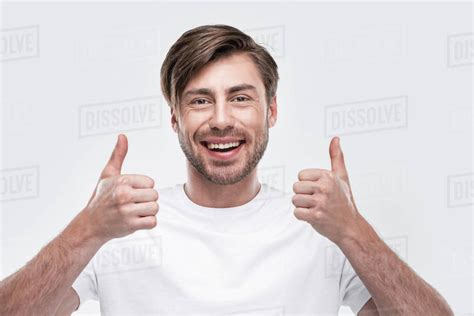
[206,141,241,149]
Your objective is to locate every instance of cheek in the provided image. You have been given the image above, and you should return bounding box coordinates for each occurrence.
[180,115,203,135]
[236,107,266,126]
[185,110,212,124]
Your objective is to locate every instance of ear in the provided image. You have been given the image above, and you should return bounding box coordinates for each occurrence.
[267,95,278,128]
[170,106,179,133]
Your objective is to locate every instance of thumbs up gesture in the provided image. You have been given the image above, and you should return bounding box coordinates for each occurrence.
[292,137,361,245]
[83,134,159,242]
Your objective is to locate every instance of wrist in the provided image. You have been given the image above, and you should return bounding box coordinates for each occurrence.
[338,213,375,251]
[62,209,108,253]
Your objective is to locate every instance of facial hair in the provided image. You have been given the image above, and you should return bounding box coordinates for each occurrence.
[177,118,269,185]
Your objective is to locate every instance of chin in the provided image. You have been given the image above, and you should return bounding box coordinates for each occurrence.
[203,167,247,185]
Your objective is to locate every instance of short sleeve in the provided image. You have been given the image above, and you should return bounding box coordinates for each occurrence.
[71,257,98,309]
[339,256,372,314]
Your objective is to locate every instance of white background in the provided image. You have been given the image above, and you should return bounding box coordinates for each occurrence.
[1,1,473,315]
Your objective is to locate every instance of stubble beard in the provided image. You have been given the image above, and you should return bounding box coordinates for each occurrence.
[177,120,269,185]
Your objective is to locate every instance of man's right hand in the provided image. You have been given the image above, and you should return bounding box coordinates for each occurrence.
[83,134,159,242]
[0,133,159,316]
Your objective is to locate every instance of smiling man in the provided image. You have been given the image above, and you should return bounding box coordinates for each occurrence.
[172,52,273,206]
[0,24,453,315]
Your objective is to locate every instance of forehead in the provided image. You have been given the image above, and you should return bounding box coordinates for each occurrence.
[182,52,265,94]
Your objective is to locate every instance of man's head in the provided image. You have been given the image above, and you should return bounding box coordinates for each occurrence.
[160,24,279,185]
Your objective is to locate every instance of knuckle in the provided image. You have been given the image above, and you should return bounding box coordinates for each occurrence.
[314,194,325,205]
[117,175,129,185]
[318,185,328,194]
[312,210,323,221]
[117,203,128,214]
[117,194,129,205]
[114,186,131,204]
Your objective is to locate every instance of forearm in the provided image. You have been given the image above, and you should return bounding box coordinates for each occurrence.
[0,210,106,316]
[339,215,453,316]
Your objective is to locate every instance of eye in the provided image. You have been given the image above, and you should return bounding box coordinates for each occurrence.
[232,96,250,102]
[191,98,210,105]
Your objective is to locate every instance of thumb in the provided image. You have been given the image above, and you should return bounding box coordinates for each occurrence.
[100,134,128,179]
[329,136,349,183]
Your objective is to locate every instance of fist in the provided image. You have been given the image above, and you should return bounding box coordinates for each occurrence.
[83,134,159,242]
[292,137,360,245]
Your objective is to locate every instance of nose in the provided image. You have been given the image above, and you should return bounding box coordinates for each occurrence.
[208,100,235,130]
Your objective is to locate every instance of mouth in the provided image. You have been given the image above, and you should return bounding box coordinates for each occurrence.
[199,140,246,160]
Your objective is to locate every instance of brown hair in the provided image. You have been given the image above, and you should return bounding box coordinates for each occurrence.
[160,24,279,112]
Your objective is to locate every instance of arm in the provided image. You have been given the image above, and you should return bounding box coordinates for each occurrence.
[0,134,159,315]
[292,137,453,316]
[0,212,104,316]
[342,215,453,315]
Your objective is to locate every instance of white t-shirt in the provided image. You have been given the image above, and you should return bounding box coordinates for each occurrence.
[72,183,372,315]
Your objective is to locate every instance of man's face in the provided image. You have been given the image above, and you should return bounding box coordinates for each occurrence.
[171,52,277,185]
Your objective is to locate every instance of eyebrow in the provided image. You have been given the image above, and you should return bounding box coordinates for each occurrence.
[182,83,258,100]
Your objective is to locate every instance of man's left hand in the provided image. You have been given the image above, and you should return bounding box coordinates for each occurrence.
[292,136,362,245]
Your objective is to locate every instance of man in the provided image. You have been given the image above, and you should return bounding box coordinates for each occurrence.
[0,24,453,315]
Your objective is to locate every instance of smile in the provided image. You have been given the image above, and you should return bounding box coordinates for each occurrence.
[200,140,246,159]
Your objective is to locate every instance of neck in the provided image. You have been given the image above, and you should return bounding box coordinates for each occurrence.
[184,162,261,208]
